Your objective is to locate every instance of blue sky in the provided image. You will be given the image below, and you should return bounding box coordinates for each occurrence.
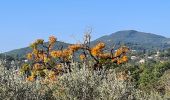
[0,0,170,52]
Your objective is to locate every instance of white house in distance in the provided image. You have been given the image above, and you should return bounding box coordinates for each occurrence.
[155,51,160,57]
[131,56,137,60]
[139,59,145,64]
[148,56,153,59]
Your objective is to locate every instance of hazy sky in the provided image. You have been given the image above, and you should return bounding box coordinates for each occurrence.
[0,0,170,52]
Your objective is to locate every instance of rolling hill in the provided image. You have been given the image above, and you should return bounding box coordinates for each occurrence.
[2,30,170,59]
[92,30,170,50]
[2,41,71,59]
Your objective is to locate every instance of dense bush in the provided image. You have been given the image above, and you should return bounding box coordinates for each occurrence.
[1,63,169,100]
[20,36,129,82]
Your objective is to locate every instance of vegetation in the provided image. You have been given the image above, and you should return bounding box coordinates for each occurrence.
[0,33,170,100]
[1,61,170,100]
[19,35,129,82]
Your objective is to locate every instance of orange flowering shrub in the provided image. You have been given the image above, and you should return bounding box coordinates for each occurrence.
[79,54,86,61]
[68,44,82,52]
[20,36,60,81]
[26,75,35,81]
[91,42,105,56]
[88,42,129,65]
[49,36,57,50]
[98,53,110,59]
[112,46,129,64]
[21,35,129,81]
[50,46,82,62]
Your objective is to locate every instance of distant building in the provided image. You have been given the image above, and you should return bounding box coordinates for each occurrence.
[24,60,28,62]
[155,51,160,57]
[139,59,145,64]
[131,56,137,60]
[131,50,137,52]
[148,56,153,59]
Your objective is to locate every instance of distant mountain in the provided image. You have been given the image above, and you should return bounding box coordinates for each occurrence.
[3,41,70,59]
[92,30,170,50]
[3,30,170,59]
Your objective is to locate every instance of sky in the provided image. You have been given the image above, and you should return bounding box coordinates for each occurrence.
[0,0,170,52]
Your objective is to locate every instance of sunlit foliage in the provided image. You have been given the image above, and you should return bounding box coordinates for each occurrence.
[20,35,129,81]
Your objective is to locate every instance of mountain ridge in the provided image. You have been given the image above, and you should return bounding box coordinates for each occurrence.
[92,30,170,50]
[2,41,71,59]
[2,30,170,59]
